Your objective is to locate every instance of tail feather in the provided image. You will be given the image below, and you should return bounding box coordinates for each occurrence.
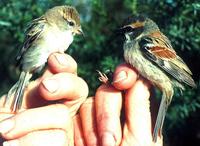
[4,82,19,107]
[152,94,168,142]
[5,71,31,113]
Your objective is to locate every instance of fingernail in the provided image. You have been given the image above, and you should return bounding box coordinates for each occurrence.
[101,132,116,146]
[3,140,19,146]
[0,119,15,134]
[42,78,59,93]
[55,54,68,66]
[112,70,127,83]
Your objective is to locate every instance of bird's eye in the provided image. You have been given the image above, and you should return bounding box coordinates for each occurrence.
[68,21,75,27]
[119,26,135,33]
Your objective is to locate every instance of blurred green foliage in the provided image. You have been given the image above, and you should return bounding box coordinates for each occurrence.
[0,0,200,145]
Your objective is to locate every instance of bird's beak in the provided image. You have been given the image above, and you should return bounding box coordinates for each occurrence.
[74,27,84,36]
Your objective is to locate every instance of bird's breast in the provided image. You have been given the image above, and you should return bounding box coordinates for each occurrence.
[44,28,73,53]
[21,27,73,72]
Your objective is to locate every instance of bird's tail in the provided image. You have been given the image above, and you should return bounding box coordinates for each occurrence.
[4,71,31,113]
[152,93,168,142]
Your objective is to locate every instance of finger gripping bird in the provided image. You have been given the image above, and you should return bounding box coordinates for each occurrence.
[5,5,82,113]
[120,15,196,142]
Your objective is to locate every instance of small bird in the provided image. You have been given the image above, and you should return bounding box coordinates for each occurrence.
[118,15,196,142]
[4,5,82,113]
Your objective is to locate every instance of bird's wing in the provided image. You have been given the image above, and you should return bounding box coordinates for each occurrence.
[16,16,46,65]
[139,31,196,87]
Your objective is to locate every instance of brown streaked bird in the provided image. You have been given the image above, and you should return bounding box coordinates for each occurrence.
[5,5,83,113]
[118,15,196,142]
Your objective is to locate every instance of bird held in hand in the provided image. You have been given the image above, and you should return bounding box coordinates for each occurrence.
[118,15,196,142]
[5,5,82,113]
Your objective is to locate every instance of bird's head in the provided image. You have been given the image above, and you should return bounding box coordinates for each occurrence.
[45,5,83,36]
[119,15,159,40]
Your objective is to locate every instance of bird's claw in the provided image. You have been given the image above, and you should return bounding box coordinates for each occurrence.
[96,70,109,84]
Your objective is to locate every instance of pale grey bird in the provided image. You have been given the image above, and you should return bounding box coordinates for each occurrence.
[5,5,82,113]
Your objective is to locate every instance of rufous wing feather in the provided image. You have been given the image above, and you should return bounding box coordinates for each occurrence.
[139,32,196,88]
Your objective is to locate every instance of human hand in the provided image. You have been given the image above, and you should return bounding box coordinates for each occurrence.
[74,63,163,146]
[0,53,88,146]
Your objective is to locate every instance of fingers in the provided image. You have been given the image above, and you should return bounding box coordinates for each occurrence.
[31,52,88,111]
[22,72,88,112]
[74,98,102,146]
[36,53,77,84]
[24,53,88,112]
[99,63,162,145]
[24,64,88,109]
[113,64,162,145]
[120,78,153,146]
[3,130,68,146]
[112,63,138,90]
[0,104,72,140]
[73,115,86,146]
[47,53,77,74]
[79,97,99,146]
[121,78,162,146]
[39,73,88,101]
[0,53,80,110]
[0,53,84,145]
[95,84,122,146]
